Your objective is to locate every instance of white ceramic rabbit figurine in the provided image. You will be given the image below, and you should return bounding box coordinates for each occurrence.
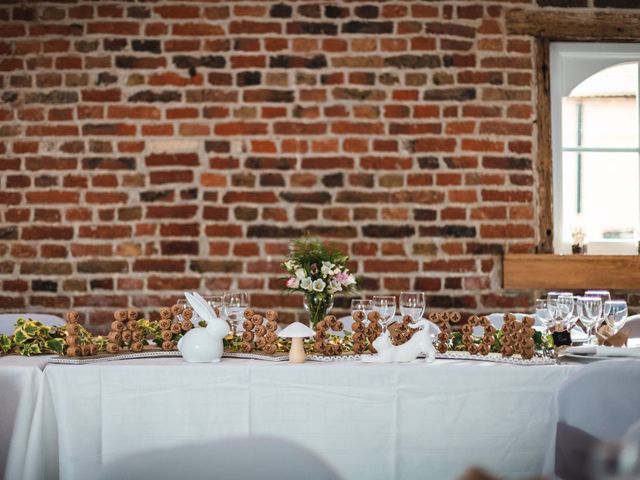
[177,292,229,363]
[363,319,436,363]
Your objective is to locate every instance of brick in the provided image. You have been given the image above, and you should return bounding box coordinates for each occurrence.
[88,22,138,35]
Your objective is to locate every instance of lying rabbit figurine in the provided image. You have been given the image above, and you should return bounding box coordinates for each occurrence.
[364,319,436,363]
[178,292,229,363]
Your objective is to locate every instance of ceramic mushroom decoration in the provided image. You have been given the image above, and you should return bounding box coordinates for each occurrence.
[279,322,315,363]
[178,292,229,363]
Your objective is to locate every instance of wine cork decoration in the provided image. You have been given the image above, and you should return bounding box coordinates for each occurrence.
[500,314,535,359]
[365,311,383,353]
[314,314,345,355]
[461,315,495,356]
[63,310,82,357]
[351,310,367,353]
[239,310,279,354]
[428,311,461,354]
[390,315,419,346]
[106,308,144,354]
[157,303,195,351]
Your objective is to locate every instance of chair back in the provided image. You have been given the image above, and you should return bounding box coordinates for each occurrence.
[98,436,342,480]
[620,314,640,339]
[0,313,65,335]
[552,360,640,479]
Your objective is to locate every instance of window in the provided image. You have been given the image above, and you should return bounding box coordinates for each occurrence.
[550,43,640,254]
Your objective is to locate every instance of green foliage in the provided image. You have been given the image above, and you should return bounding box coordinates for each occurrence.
[0,318,109,357]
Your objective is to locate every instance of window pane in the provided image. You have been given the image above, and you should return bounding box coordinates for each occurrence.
[562,151,639,243]
[562,62,638,149]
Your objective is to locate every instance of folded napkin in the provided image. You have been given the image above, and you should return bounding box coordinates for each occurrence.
[565,345,640,357]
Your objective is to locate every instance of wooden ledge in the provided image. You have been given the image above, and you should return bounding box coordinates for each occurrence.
[506,9,640,41]
[503,254,640,290]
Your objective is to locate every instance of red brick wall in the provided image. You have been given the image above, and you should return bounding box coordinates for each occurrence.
[1,0,638,330]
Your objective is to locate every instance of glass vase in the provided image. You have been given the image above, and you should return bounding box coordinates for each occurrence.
[303,294,334,328]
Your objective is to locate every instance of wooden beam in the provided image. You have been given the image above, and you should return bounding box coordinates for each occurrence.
[534,37,553,253]
[503,254,640,290]
[506,9,640,41]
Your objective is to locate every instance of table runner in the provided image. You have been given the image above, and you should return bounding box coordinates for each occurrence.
[20,358,579,480]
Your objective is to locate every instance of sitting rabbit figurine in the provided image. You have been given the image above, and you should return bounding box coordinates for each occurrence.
[178,292,229,363]
[364,319,436,363]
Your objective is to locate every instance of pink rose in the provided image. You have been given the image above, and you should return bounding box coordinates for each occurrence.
[336,271,349,285]
[286,277,299,288]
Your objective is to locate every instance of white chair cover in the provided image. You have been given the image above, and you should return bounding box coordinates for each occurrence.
[0,313,64,335]
[486,312,534,330]
[547,359,640,480]
[620,314,640,339]
[97,436,342,480]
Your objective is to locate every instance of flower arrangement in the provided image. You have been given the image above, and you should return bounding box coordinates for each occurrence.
[282,237,358,327]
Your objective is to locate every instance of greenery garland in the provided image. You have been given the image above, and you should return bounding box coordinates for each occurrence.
[0,318,553,357]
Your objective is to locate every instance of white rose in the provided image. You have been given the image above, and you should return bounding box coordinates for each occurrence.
[300,277,313,291]
[312,279,326,292]
[328,279,342,294]
[295,268,306,280]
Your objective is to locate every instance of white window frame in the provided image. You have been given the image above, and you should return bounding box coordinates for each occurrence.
[550,42,640,255]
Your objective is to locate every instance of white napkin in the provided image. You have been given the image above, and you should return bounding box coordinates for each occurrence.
[565,345,640,357]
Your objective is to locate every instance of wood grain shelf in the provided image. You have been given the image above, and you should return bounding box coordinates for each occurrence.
[503,254,640,290]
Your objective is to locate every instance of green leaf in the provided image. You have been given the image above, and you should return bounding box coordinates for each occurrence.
[13,329,28,344]
[0,335,12,354]
[46,339,65,355]
[24,324,39,336]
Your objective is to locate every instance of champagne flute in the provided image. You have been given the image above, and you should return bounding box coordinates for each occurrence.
[578,296,603,345]
[351,299,372,324]
[399,292,425,323]
[604,300,628,335]
[372,295,396,333]
[223,291,248,337]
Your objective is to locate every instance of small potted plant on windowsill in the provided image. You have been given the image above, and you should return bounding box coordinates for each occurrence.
[571,226,586,254]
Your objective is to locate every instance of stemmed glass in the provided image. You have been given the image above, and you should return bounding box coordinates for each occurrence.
[223,291,248,337]
[604,300,628,335]
[578,296,603,345]
[535,298,553,334]
[204,295,224,327]
[548,294,574,330]
[372,295,396,333]
[399,292,425,323]
[351,299,372,324]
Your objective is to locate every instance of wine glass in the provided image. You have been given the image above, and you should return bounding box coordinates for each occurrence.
[223,291,248,337]
[578,296,603,345]
[585,290,611,336]
[204,295,224,325]
[372,295,396,333]
[604,300,628,335]
[351,299,372,324]
[585,290,611,304]
[535,298,553,334]
[399,292,425,323]
[555,295,576,332]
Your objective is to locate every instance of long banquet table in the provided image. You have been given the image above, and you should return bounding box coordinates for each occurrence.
[13,357,580,480]
[0,355,50,480]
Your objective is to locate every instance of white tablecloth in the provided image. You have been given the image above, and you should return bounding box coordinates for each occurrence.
[20,358,580,480]
[0,355,50,480]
